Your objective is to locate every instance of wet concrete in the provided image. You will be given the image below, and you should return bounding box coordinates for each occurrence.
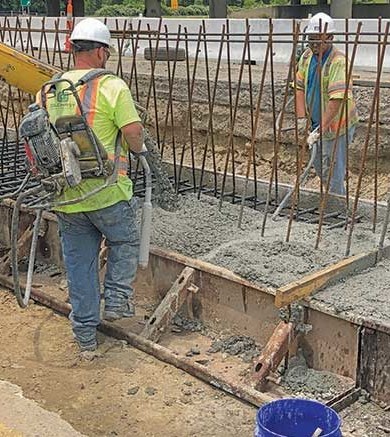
[280,350,352,402]
[149,194,381,289]
[143,129,178,212]
[311,258,390,326]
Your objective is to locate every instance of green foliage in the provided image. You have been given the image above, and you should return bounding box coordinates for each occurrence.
[85,0,103,14]
[94,4,143,15]
[0,0,46,13]
[2,0,387,17]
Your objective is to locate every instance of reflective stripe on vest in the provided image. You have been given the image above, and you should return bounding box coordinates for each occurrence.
[107,153,129,176]
[76,78,99,126]
[76,77,129,176]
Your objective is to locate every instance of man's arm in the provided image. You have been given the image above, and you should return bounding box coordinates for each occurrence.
[323,55,349,132]
[121,121,144,153]
[296,89,306,118]
[322,99,343,133]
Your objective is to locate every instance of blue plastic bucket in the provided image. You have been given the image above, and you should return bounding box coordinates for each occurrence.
[255,398,342,437]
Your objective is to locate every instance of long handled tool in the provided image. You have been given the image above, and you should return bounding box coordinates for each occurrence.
[138,154,152,269]
[271,94,319,220]
[272,141,318,220]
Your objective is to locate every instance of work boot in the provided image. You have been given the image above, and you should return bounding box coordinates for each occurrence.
[103,302,135,322]
[78,340,98,352]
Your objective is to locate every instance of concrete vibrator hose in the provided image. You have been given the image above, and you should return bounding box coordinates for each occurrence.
[271,96,318,221]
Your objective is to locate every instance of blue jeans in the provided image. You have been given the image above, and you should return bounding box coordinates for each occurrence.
[57,198,139,347]
[312,126,356,196]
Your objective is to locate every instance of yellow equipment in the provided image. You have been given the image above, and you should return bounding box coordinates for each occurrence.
[0,42,60,95]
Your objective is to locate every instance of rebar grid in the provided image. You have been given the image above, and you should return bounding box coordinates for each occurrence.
[1,16,390,253]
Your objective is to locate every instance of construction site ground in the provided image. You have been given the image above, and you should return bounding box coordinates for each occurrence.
[0,289,389,437]
[0,48,390,436]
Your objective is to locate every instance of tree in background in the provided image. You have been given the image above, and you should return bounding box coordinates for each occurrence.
[85,0,103,14]
[0,0,46,13]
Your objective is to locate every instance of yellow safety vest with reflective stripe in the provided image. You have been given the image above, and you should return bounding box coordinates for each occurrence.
[39,69,141,213]
[296,47,358,140]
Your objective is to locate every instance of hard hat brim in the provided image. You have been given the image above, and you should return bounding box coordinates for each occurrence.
[305,27,335,34]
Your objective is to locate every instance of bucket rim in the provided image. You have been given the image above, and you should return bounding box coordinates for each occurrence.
[256,398,341,437]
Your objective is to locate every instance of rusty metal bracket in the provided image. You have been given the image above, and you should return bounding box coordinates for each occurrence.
[252,321,298,392]
[141,266,195,342]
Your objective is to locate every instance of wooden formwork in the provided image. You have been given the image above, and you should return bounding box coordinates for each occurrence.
[0,201,388,405]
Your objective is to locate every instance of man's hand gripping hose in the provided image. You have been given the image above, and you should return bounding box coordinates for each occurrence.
[307,127,320,149]
[271,127,319,220]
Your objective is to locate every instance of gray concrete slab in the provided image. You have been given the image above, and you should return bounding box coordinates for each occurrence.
[0,380,84,437]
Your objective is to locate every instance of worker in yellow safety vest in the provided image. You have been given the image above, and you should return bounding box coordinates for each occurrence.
[295,12,358,196]
[41,18,145,355]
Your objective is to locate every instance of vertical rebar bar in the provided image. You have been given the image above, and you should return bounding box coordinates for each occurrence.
[344,18,350,228]
[260,19,277,237]
[345,22,389,257]
[244,20,257,210]
[197,26,226,200]
[146,20,163,149]
[373,17,382,233]
[238,24,273,228]
[315,22,362,250]
[219,23,250,210]
[178,27,196,191]
[200,19,218,196]
[128,20,142,102]
[286,21,302,242]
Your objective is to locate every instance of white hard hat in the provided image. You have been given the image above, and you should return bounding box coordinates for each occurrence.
[305,12,336,34]
[70,18,111,46]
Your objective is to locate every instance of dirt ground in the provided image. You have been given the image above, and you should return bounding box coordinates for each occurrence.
[0,289,256,437]
[1,288,389,437]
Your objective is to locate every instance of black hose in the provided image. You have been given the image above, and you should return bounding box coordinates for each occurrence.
[11,185,44,308]
[0,173,31,201]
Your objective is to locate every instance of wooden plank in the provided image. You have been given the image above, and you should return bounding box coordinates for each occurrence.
[375,332,390,404]
[357,327,378,397]
[356,327,390,404]
[275,251,377,308]
[141,266,195,342]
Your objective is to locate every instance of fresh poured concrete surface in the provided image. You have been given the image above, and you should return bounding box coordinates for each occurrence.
[0,380,84,437]
[150,194,378,275]
[311,258,390,327]
[148,194,390,324]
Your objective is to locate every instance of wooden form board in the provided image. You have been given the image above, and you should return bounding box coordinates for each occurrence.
[141,266,195,342]
[275,250,379,308]
[358,327,390,404]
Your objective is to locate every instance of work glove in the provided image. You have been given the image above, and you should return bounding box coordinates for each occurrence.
[132,143,148,157]
[307,128,320,149]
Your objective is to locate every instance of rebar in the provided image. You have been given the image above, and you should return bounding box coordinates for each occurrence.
[0,17,390,254]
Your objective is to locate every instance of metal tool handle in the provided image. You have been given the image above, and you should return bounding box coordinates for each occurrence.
[138,155,152,269]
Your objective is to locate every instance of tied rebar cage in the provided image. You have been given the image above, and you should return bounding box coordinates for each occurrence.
[1,16,390,252]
